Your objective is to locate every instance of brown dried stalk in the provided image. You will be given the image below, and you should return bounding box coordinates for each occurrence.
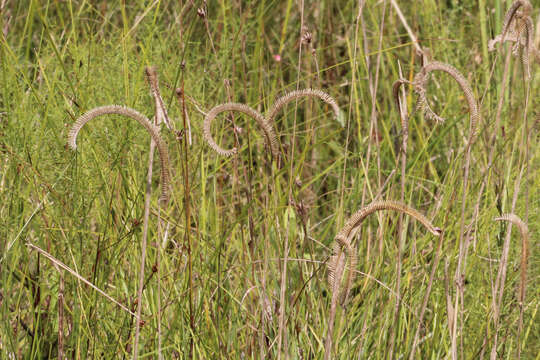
[68,105,171,203]
[57,263,65,360]
[492,214,529,359]
[203,102,279,159]
[393,79,409,149]
[324,201,441,360]
[132,66,169,360]
[392,75,410,358]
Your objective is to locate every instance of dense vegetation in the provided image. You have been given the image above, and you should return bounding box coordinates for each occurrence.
[0,0,538,358]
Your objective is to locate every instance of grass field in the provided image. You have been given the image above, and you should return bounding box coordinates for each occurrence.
[0,0,538,358]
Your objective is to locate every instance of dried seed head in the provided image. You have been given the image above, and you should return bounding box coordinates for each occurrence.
[68,105,171,204]
[267,88,341,128]
[490,0,537,78]
[197,7,206,18]
[203,102,278,158]
[412,61,479,146]
[328,200,441,305]
[302,31,312,45]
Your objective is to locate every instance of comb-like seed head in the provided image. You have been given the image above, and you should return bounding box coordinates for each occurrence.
[68,105,171,204]
[203,102,277,159]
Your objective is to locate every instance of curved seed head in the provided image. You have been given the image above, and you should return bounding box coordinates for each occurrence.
[413,61,479,146]
[267,88,341,126]
[68,105,171,204]
[328,200,441,305]
[203,102,278,159]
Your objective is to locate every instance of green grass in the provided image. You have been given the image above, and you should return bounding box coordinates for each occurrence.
[0,0,538,358]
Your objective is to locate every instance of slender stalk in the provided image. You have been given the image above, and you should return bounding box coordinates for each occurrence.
[413,61,479,359]
[145,66,168,360]
[490,168,523,360]
[57,264,65,360]
[277,2,304,357]
[493,214,529,358]
[132,117,157,360]
[390,74,409,359]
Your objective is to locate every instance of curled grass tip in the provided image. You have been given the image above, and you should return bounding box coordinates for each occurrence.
[68,105,171,204]
[329,200,441,304]
[203,102,279,159]
[267,88,342,126]
[413,61,479,146]
[493,213,529,302]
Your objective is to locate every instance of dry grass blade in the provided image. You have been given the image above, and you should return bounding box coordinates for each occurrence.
[67,105,171,203]
[203,102,278,159]
[493,213,529,359]
[392,79,409,145]
[26,243,137,317]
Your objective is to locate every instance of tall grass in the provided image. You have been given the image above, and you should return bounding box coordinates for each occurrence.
[0,0,538,359]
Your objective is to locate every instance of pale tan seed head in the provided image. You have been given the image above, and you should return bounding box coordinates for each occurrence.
[413,61,479,146]
[68,105,171,204]
[203,102,278,159]
[266,88,341,127]
[491,0,537,78]
[328,200,441,305]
